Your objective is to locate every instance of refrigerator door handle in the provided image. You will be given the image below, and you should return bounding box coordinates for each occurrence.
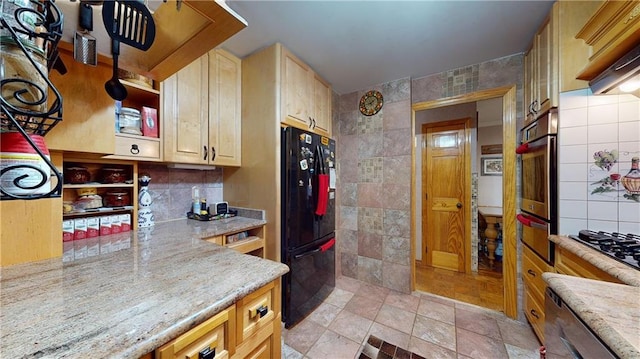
[293,238,335,260]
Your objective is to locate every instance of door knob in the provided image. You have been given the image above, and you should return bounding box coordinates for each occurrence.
[456,202,462,208]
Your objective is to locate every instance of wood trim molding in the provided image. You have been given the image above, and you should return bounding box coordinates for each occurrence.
[410,85,518,319]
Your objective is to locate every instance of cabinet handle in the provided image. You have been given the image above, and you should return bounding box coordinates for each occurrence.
[530,309,539,319]
[532,99,539,114]
[198,346,216,359]
[211,146,216,162]
[257,305,268,318]
[130,144,139,155]
[203,145,208,160]
[527,269,536,277]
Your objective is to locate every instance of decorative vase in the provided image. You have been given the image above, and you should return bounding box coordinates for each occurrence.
[621,157,640,195]
[138,174,155,228]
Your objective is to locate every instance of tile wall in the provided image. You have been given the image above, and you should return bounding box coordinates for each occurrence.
[334,53,524,298]
[558,89,640,235]
[137,164,224,223]
[335,78,413,293]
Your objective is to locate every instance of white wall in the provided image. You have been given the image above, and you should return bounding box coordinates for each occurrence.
[558,89,640,235]
[477,124,504,207]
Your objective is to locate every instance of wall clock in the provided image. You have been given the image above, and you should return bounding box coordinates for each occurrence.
[359,90,383,116]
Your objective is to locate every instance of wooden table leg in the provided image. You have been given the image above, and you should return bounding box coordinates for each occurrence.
[485,223,498,267]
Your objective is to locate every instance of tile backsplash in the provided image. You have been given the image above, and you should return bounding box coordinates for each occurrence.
[137,164,224,223]
[558,89,640,235]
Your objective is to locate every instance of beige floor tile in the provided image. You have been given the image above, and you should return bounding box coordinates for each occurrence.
[284,318,327,354]
[455,307,502,340]
[307,302,342,327]
[411,315,457,351]
[366,322,411,350]
[344,293,384,320]
[305,329,361,359]
[497,318,541,349]
[324,287,355,308]
[357,282,391,299]
[374,304,416,334]
[504,343,541,359]
[408,336,457,359]
[417,297,456,324]
[335,275,362,293]
[328,309,373,343]
[456,328,508,358]
[282,343,304,359]
[384,290,421,312]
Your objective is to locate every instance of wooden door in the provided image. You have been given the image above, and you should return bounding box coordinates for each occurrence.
[281,47,311,127]
[208,49,242,166]
[163,56,209,164]
[422,119,469,272]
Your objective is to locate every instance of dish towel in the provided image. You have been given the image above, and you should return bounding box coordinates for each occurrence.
[315,174,329,215]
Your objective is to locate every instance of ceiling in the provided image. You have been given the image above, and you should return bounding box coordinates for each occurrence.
[219,0,555,94]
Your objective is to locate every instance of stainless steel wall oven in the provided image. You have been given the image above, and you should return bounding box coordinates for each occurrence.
[517,109,558,264]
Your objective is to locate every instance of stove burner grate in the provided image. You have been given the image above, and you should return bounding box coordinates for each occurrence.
[569,230,640,270]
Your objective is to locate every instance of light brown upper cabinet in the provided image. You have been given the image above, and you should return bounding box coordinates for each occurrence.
[524,12,558,125]
[46,49,117,154]
[281,47,332,137]
[163,49,241,166]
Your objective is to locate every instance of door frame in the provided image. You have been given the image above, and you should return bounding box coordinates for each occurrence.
[410,85,518,319]
[421,118,472,273]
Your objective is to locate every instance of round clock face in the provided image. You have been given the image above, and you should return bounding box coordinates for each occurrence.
[359,90,383,116]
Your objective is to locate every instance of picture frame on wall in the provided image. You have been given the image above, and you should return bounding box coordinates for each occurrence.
[481,157,503,176]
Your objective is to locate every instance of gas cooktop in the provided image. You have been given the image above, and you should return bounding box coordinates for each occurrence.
[568,230,640,270]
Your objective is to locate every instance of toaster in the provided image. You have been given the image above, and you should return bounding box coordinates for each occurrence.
[212,201,229,215]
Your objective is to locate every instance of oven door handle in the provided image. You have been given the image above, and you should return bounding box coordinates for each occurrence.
[515,142,529,154]
[517,214,548,230]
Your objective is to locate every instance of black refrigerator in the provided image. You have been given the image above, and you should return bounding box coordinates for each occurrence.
[281,127,336,328]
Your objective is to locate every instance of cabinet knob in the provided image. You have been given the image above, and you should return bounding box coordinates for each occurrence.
[257,305,268,318]
[530,309,539,319]
[456,202,462,209]
[130,144,139,155]
[198,347,215,359]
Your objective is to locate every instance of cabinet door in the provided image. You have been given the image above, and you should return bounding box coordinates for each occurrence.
[523,48,535,126]
[536,16,552,114]
[46,50,115,154]
[281,48,311,128]
[163,56,209,164]
[209,50,242,166]
[311,73,332,136]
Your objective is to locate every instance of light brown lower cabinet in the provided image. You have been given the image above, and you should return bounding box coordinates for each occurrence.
[554,245,623,284]
[522,245,553,343]
[152,279,281,359]
[205,225,266,258]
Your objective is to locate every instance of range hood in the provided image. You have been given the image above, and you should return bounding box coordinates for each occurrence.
[589,42,640,95]
[56,0,247,82]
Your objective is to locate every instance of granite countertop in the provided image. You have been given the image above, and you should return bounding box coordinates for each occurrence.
[549,235,640,286]
[0,218,288,358]
[543,273,640,358]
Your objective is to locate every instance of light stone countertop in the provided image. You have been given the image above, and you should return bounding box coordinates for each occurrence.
[0,218,288,358]
[549,235,640,286]
[543,273,640,359]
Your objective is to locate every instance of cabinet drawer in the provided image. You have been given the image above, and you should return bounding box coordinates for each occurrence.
[236,281,275,343]
[244,335,271,359]
[524,290,545,343]
[112,135,161,161]
[522,246,552,302]
[157,305,236,359]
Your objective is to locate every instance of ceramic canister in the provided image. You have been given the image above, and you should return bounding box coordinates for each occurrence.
[0,131,50,196]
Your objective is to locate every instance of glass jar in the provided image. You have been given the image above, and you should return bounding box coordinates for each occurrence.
[0,38,48,113]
